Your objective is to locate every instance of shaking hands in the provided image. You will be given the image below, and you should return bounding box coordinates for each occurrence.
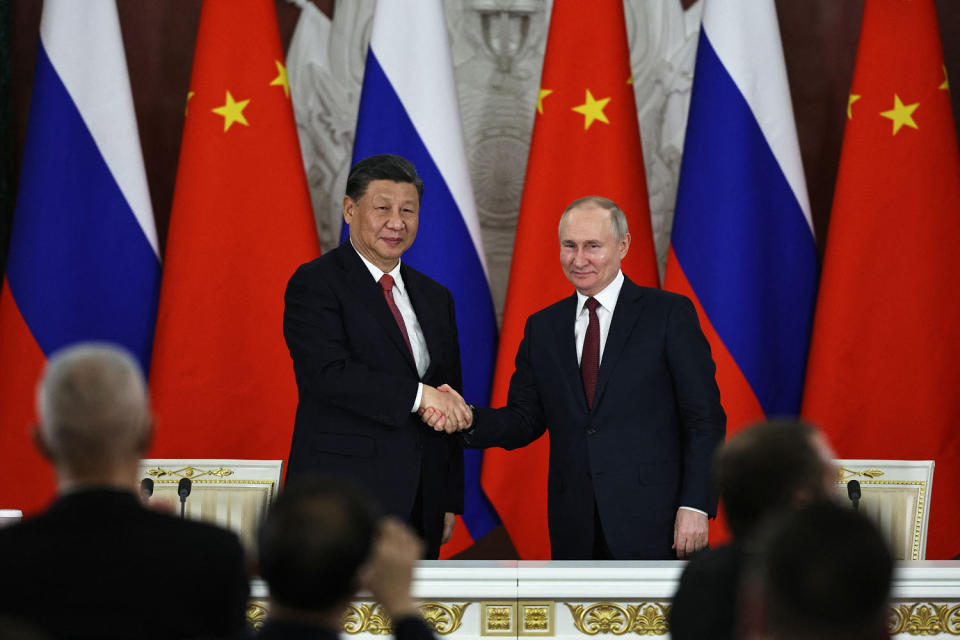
[418,384,472,433]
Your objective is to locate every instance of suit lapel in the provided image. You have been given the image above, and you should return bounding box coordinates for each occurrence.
[552,294,588,413]
[338,244,419,374]
[592,278,646,410]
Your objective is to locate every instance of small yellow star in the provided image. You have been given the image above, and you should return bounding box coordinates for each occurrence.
[537,88,552,115]
[211,90,250,132]
[847,93,860,120]
[940,65,949,91]
[571,89,611,130]
[879,94,919,135]
[185,91,195,116]
[270,60,290,98]
[626,76,633,85]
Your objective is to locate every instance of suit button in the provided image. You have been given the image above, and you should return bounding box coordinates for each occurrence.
[586,427,597,435]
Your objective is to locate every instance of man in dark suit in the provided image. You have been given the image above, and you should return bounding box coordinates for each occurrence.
[283,154,471,559]
[0,343,249,639]
[428,196,725,559]
[669,419,838,640]
[254,476,436,640]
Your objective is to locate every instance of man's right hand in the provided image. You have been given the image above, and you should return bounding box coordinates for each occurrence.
[360,517,424,620]
[419,384,471,433]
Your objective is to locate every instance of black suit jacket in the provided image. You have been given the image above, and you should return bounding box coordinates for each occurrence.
[466,277,725,559]
[0,488,249,639]
[669,545,744,640]
[283,243,464,556]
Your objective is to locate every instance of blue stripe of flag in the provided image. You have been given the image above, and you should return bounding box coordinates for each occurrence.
[348,51,501,537]
[672,31,817,416]
[6,43,160,372]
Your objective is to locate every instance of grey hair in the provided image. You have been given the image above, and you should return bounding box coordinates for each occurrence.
[36,342,149,458]
[558,196,629,242]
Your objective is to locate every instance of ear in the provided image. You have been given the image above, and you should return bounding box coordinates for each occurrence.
[31,425,54,462]
[619,231,632,259]
[343,195,356,225]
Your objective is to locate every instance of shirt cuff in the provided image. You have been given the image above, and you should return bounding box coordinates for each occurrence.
[411,383,424,413]
[679,506,707,517]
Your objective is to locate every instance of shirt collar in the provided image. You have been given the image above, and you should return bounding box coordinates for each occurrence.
[576,270,624,316]
[351,239,406,295]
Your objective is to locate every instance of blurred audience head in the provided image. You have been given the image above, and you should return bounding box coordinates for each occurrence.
[258,476,380,614]
[743,501,893,640]
[715,419,837,540]
[34,342,151,488]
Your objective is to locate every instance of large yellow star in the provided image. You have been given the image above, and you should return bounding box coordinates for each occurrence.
[847,93,860,120]
[537,88,552,115]
[571,89,611,130]
[270,60,290,98]
[211,91,250,132]
[879,94,919,135]
[941,65,949,91]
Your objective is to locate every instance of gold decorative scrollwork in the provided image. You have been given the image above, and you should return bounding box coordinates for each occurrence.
[343,602,470,636]
[888,603,960,635]
[564,602,670,636]
[146,465,235,480]
[837,467,885,481]
[344,603,393,635]
[488,607,512,630]
[525,607,548,631]
[246,602,268,629]
[420,603,469,634]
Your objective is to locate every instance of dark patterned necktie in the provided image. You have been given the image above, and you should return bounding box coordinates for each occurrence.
[379,274,414,357]
[581,297,600,408]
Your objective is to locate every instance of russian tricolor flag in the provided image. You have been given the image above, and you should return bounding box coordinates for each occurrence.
[0,0,160,512]
[347,0,500,554]
[665,0,817,434]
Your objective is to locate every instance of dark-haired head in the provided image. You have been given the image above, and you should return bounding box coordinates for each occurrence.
[715,419,836,540]
[257,476,381,612]
[746,502,893,640]
[345,154,424,202]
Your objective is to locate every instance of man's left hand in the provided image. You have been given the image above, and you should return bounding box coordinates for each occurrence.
[441,512,456,544]
[672,509,708,559]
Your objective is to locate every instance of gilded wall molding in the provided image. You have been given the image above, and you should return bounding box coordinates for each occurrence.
[889,603,960,636]
[146,465,235,480]
[563,602,670,636]
[246,601,268,629]
[837,466,885,481]
[344,602,470,635]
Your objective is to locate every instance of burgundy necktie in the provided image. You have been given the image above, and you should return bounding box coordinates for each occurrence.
[379,274,414,358]
[581,297,600,408]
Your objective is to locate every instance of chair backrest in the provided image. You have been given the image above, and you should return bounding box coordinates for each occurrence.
[833,459,934,560]
[139,459,283,551]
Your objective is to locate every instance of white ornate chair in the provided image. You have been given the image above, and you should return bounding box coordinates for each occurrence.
[833,459,934,560]
[138,459,283,551]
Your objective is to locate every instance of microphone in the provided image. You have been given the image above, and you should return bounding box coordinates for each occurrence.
[177,477,192,519]
[140,477,154,500]
[847,479,861,511]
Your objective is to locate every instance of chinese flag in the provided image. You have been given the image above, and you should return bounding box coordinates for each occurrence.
[801,0,960,559]
[149,1,320,464]
[480,0,658,559]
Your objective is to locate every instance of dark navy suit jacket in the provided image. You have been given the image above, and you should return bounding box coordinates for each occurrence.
[466,277,725,559]
[283,242,464,557]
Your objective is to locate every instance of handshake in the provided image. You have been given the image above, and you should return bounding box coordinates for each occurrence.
[418,384,473,434]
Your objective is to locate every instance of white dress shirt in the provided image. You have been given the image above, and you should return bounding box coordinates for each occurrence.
[352,242,430,411]
[573,270,704,517]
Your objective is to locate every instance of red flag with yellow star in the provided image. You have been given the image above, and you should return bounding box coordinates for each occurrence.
[148,1,320,466]
[480,0,658,559]
[801,0,960,559]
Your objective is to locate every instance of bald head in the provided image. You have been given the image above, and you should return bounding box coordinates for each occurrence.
[36,343,151,484]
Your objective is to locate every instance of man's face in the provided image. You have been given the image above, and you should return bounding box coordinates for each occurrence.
[559,205,631,296]
[344,179,420,272]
